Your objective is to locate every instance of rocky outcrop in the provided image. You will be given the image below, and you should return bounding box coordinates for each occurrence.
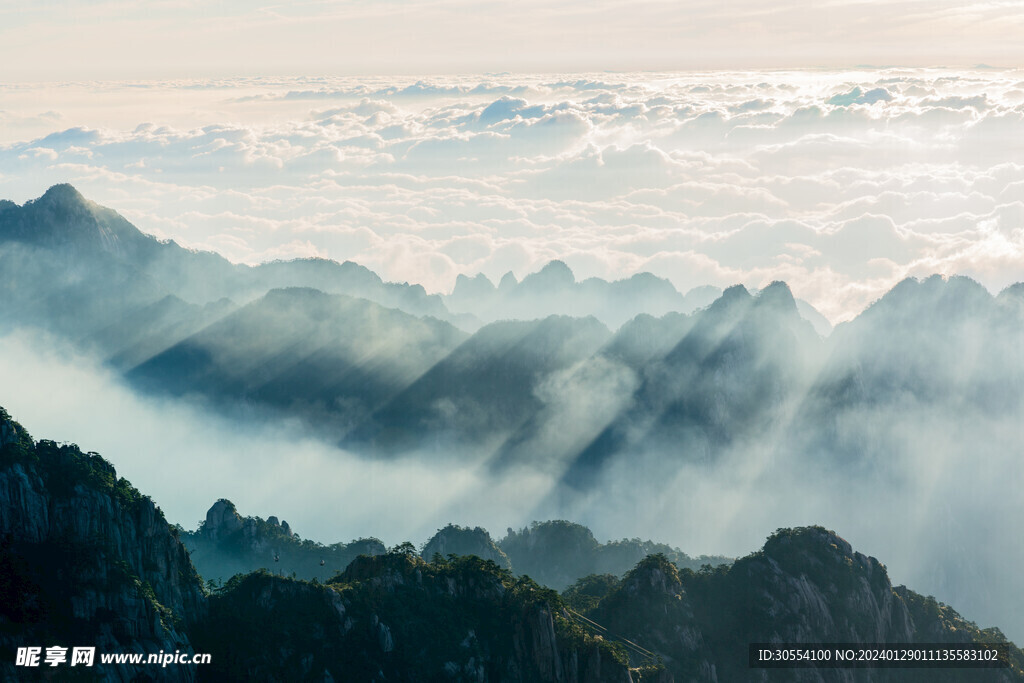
[194,552,642,682]
[423,524,512,570]
[499,521,730,592]
[203,499,244,541]
[587,527,1024,682]
[0,408,207,682]
[3,406,1021,682]
[182,499,386,584]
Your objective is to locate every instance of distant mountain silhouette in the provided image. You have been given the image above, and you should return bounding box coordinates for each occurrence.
[0,184,462,337]
[346,314,612,454]
[447,260,719,329]
[559,281,822,489]
[4,186,1024,649]
[447,260,832,333]
[129,288,466,437]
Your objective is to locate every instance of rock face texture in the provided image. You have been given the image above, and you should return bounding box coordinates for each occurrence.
[587,527,1024,682]
[193,553,638,683]
[2,405,1023,682]
[0,408,207,682]
[422,524,513,570]
[182,499,386,584]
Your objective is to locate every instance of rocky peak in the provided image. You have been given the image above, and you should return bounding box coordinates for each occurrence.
[37,182,88,208]
[521,260,576,290]
[0,406,207,681]
[498,270,519,291]
[26,183,98,234]
[619,554,684,599]
[204,498,243,540]
[706,283,752,317]
[754,279,798,313]
[870,274,993,319]
[422,523,512,569]
[451,272,496,298]
[1,183,132,257]
[760,525,888,584]
[0,408,30,450]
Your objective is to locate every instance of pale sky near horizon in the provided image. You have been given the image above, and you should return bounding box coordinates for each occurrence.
[3,3,1024,322]
[2,0,1024,80]
[5,69,1024,324]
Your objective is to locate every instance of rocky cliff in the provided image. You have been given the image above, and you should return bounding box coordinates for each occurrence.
[585,526,1024,682]
[0,407,207,682]
[182,499,386,584]
[0,407,651,681]
[2,406,1021,682]
[193,552,643,682]
[422,524,512,570]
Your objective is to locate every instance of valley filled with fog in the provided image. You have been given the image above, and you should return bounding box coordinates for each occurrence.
[2,69,1023,645]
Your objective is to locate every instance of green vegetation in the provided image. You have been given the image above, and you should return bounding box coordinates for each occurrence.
[181,500,386,584]
[499,519,731,590]
[580,527,1024,682]
[4,405,1022,681]
[0,407,34,460]
[562,573,620,614]
[421,523,512,569]
[195,547,634,681]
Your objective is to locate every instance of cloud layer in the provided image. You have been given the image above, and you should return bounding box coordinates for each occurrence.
[3,69,1024,321]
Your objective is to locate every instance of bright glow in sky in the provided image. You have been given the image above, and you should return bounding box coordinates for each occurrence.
[2,0,1024,80]
[2,2,1024,321]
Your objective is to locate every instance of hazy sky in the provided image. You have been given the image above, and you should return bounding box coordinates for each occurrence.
[2,0,1024,80]
[3,3,1024,321]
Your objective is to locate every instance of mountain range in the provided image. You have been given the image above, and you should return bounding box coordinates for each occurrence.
[7,185,1020,471]
[2,185,1023,647]
[1,406,1020,681]
[181,503,732,590]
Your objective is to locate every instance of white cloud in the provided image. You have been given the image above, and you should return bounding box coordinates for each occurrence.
[3,69,1024,322]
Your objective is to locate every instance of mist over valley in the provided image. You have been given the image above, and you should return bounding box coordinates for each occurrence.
[1,185,1022,648]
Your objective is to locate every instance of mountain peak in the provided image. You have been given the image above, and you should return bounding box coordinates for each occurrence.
[763,525,851,558]
[0,406,32,451]
[620,552,683,597]
[0,184,138,255]
[497,271,518,291]
[521,260,575,289]
[706,283,752,314]
[755,280,798,312]
[869,274,993,319]
[451,272,496,298]
[38,183,88,207]
[203,498,243,540]
[721,283,751,300]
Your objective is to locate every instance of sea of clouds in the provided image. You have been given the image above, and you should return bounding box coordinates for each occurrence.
[3,70,1024,638]
[2,69,1024,322]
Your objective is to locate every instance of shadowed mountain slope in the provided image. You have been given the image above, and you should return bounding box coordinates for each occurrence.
[129,287,467,436]
[346,315,612,455]
[585,527,1024,681]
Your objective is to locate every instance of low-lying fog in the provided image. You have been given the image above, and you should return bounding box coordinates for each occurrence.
[1,328,1021,643]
